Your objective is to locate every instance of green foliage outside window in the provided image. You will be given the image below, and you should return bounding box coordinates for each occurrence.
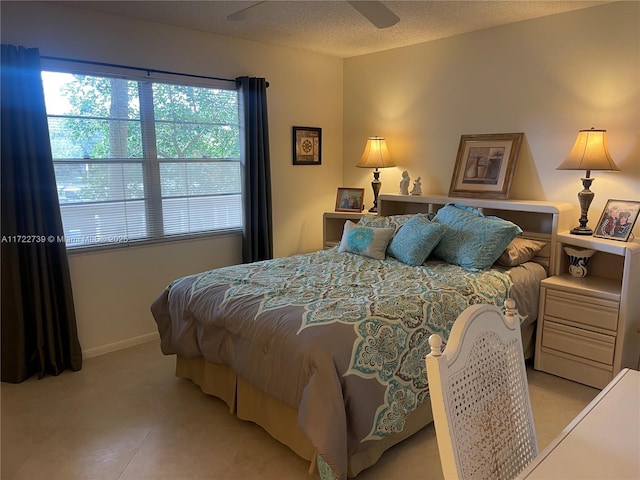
[43,69,242,246]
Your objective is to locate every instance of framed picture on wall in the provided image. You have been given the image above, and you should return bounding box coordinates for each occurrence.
[593,199,640,242]
[449,132,524,199]
[292,126,322,165]
[335,187,364,213]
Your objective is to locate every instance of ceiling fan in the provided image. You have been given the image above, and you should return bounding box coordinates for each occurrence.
[227,1,400,29]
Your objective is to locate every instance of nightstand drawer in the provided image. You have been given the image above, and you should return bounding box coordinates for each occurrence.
[542,320,615,365]
[545,290,618,332]
[536,348,613,389]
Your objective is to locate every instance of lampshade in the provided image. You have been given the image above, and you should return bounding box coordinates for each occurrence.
[557,128,620,236]
[556,128,619,173]
[356,137,395,169]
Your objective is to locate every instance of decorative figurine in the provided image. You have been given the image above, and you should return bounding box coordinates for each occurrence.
[399,170,410,195]
[564,247,596,278]
[410,177,422,196]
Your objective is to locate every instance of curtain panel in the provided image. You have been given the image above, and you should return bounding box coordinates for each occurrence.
[237,76,273,263]
[1,44,82,383]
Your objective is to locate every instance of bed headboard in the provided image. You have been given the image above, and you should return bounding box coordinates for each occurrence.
[378,194,575,274]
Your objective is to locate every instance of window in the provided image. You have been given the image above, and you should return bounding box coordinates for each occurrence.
[42,64,242,249]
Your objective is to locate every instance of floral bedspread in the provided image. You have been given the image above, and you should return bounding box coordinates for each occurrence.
[152,247,512,479]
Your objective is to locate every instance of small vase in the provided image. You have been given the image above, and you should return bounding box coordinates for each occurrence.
[564,247,596,278]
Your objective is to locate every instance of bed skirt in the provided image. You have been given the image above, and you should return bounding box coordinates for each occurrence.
[175,355,435,477]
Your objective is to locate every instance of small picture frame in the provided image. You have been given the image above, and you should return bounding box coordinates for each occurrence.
[335,187,364,213]
[449,132,524,199]
[292,126,322,165]
[593,199,640,242]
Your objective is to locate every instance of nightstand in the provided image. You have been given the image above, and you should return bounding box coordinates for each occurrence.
[534,232,640,388]
[322,212,365,249]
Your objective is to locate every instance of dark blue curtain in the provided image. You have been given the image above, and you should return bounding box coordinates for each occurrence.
[237,76,273,263]
[1,44,82,383]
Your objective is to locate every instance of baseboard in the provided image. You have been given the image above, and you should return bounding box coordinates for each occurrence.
[82,332,160,359]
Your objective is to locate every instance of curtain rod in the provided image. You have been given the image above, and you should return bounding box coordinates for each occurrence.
[40,55,242,86]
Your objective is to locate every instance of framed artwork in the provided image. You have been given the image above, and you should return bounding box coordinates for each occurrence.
[292,126,322,165]
[593,199,640,242]
[449,132,524,199]
[335,187,364,213]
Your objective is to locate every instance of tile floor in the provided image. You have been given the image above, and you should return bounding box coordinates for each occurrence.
[1,341,599,480]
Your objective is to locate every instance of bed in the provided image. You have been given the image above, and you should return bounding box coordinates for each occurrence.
[151,194,574,480]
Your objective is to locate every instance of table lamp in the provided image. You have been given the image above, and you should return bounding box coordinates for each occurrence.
[557,128,619,235]
[356,136,395,213]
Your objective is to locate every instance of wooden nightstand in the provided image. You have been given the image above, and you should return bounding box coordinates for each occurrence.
[534,232,640,388]
[322,212,366,249]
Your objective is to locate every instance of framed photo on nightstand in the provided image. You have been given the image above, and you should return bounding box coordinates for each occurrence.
[335,187,364,213]
[594,199,640,242]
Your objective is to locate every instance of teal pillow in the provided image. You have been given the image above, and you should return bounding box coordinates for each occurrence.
[432,204,522,270]
[338,221,394,260]
[388,215,448,266]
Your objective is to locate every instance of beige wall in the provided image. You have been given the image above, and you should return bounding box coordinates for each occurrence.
[67,234,243,356]
[1,1,343,355]
[344,2,639,227]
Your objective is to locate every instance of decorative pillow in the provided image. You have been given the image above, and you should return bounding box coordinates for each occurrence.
[358,214,416,233]
[497,237,547,267]
[338,221,395,260]
[388,215,448,266]
[432,204,523,270]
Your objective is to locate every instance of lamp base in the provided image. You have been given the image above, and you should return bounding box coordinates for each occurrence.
[570,226,593,235]
[369,169,381,214]
[571,175,595,236]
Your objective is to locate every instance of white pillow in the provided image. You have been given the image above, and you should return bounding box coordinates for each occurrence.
[338,221,394,260]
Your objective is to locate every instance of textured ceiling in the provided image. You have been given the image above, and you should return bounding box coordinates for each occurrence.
[58,1,608,58]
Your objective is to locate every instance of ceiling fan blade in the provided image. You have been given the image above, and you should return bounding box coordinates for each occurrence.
[347,1,399,29]
[227,1,267,21]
